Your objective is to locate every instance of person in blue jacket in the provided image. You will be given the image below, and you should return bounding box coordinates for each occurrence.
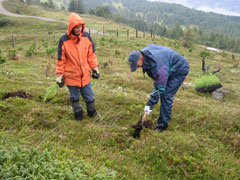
[128,44,189,131]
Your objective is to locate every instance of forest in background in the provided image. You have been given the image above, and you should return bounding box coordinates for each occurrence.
[3,0,240,53]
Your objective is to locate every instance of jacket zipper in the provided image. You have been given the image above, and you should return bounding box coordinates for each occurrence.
[75,42,84,87]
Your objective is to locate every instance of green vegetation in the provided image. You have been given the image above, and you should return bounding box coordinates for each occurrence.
[0,49,7,64]
[0,1,240,179]
[0,15,9,27]
[0,137,116,179]
[68,0,85,14]
[43,83,59,102]
[200,50,210,58]
[194,74,221,89]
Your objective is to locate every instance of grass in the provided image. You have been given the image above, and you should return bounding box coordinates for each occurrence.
[0,1,240,179]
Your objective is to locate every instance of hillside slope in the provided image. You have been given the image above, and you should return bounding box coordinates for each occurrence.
[82,0,240,38]
[0,2,239,180]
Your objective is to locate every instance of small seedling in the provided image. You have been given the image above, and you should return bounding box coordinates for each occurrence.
[43,83,59,102]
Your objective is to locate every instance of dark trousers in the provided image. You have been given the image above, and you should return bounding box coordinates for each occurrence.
[67,83,94,103]
[157,66,189,129]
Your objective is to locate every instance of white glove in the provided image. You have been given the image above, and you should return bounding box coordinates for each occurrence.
[144,106,152,115]
[91,68,100,79]
[56,74,64,83]
[55,74,64,88]
[92,67,99,74]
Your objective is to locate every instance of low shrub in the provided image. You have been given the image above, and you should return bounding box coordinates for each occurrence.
[0,15,9,27]
[0,49,6,64]
[200,50,209,58]
[7,49,17,60]
[0,145,116,179]
[25,44,37,57]
[46,47,57,55]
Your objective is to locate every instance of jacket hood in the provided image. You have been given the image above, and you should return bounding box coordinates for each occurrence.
[68,13,85,38]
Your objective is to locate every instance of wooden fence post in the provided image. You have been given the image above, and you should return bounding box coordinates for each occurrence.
[150,29,153,38]
[12,35,15,48]
[117,28,118,37]
[143,28,145,38]
[89,28,91,35]
[103,25,105,36]
[136,28,138,38]
[34,36,37,45]
[127,29,129,37]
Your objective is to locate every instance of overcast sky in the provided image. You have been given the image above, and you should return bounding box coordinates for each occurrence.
[147,0,240,16]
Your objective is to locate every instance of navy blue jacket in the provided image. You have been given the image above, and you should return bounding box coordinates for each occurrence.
[141,44,189,108]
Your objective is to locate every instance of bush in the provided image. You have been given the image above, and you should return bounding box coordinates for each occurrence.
[0,49,6,64]
[0,145,116,179]
[0,15,9,27]
[115,50,120,56]
[7,49,17,59]
[25,44,37,57]
[221,51,227,57]
[200,50,209,58]
[194,74,221,89]
[46,47,57,55]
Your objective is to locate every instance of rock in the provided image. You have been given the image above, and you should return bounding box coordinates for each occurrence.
[13,54,20,60]
[212,88,229,100]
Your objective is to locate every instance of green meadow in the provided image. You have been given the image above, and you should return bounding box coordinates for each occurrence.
[0,1,239,179]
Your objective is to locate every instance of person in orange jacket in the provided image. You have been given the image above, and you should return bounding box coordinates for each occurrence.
[56,13,100,121]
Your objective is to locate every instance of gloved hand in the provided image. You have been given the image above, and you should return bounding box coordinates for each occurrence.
[91,68,100,79]
[144,106,152,115]
[56,74,64,88]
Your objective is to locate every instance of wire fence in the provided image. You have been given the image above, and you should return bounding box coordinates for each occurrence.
[0,26,157,48]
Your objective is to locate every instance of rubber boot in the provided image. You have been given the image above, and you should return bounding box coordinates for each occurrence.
[155,117,168,132]
[71,99,83,121]
[86,101,101,118]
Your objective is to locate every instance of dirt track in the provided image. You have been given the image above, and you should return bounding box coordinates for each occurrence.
[0,0,58,21]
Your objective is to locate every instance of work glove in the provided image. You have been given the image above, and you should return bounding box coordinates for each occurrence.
[144,106,152,115]
[56,74,64,88]
[91,68,100,79]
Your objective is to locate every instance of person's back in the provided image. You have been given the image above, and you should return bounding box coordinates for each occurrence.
[141,44,188,75]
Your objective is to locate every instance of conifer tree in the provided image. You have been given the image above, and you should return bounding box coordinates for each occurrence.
[48,0,54,9]
[76,0,85,14]
[68,0,76,12]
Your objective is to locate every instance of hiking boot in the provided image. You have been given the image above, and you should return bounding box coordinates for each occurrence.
[154,123,168,132]
[86,101,101,118]
[71,99,83,121]
[87,109,101,118]
[74,110,83,121]
[154,127,164,132]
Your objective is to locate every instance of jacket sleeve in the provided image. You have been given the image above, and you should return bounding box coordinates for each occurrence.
[87,34,98,68]
[146,65,169,109]
[56,39,67,76]
[146,88,160,109]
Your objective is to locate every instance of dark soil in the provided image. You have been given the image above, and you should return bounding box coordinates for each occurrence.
[131,119,154,138]
[2,90,33,100]
[196,83,222,93]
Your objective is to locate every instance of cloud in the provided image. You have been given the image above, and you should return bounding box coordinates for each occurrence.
[196,6,240,16]
[147,0,240,16]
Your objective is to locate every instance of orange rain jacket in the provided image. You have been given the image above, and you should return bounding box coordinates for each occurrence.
[56,13,98,87]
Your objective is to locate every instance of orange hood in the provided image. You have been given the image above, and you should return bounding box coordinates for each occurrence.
[67,13,85,39]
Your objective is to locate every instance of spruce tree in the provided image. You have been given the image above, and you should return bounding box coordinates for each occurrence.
[48,0,54,8]
[76,0,85,14]
[68,0,76,12]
